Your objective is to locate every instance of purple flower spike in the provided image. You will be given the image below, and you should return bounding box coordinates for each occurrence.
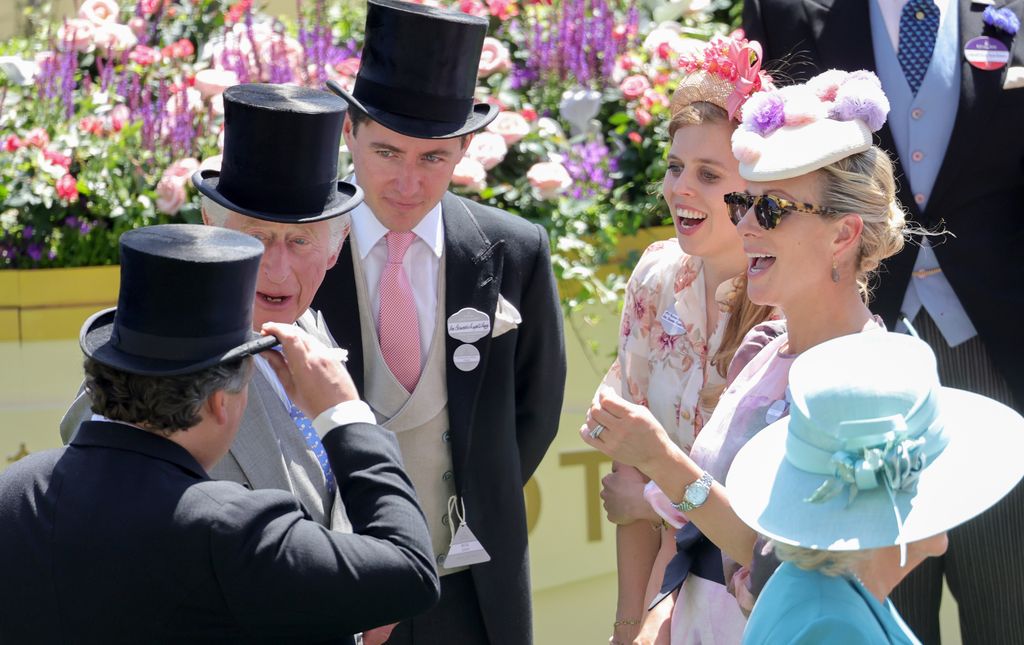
[984,6,1020,36]
[745,92,786,137]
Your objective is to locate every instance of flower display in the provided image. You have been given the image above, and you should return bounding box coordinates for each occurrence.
[1,0,738,315]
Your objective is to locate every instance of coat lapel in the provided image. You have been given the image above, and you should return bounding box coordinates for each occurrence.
[441,193,504,493]
[228,368,293,492]
[928,0,1021,213]
[332,241,365,395]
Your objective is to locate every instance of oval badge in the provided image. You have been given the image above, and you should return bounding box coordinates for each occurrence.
[964,36,1010,70]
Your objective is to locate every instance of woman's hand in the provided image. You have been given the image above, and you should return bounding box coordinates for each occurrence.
[581,388,680,476]
[602,463,659,525]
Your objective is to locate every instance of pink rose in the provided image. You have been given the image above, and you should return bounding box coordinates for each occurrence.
[25,128,49,148]
[458,0,489,18]
[164,157,200,180]
[155,176,187,215]
[57,19,96,52]
[109,104,131,132]
[93,22,137,52]
[485,111,530,146]
[478,37,510,77]
[79,0,121,26]
[620,74,651,100]
[527,161,572,200]
[4,135,22,152]
[128,16,148,38]
[451,157,487,192]
[128,44,161,66]
[465,131,508,170]
[56,174,79,202]
[635,107,653,127]
[334,57,361,78]
[194,68,239,99]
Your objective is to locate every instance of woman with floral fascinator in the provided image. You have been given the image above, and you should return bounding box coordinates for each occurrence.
[590,34,776,645]
[583,69,913,643]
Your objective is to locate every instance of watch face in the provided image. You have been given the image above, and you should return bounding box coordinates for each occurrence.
[685,484,709,506]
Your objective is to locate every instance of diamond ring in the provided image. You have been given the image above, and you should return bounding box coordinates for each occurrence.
[589,423,605,439]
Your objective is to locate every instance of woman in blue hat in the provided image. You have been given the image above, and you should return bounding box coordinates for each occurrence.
[582,69,917,641]
[727,332,1024,643]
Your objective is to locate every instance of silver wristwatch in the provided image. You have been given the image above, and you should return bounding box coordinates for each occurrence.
[671,471,713,513]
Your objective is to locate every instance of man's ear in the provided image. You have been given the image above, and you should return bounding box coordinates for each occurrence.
[342,113,355,148]
[200,206,212,226]
[205,389,230,426]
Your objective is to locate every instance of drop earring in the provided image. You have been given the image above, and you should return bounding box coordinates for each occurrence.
[831,257,840,283]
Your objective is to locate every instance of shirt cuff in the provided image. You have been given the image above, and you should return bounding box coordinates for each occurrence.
[312,400,376,438]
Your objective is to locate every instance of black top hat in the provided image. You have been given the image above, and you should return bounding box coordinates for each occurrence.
[81,224,278,376]
[327,0,499,139]
[192,84,363,223]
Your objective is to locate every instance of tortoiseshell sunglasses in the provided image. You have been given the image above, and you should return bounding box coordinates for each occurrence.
[724,192,840,230]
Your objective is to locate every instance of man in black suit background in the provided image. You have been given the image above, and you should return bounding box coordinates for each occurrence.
[0,224,438,643]
[743,1,1024,642]
[312,2,567,643]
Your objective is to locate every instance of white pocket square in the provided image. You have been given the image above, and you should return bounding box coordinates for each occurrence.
[492,294,522,338]
[1004,66,1024,90]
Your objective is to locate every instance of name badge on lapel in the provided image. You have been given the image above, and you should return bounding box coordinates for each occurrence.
[444,495,491,569]
[447,308,491,343]
[452,344,481,372]
[660,309,686,336]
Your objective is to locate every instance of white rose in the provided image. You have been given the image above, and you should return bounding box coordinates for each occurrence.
[79,0,120,26]
[527,161,572,200]
[486,111,531,146]
[451,157,487,192]
[465,131,508,170]
[194,68,239,100]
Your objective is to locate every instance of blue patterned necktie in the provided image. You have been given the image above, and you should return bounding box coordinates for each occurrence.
[288,402,336,492]
[898,0,940,95]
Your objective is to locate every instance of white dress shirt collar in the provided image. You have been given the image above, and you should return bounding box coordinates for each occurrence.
[349,176,444,260]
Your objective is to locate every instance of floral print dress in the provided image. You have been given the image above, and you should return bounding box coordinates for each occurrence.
[598,239,742,451]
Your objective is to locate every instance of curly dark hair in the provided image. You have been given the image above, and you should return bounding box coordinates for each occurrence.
[84,357,252,433]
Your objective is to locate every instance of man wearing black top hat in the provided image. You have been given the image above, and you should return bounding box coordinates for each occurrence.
[61,85,367,536]
[312,1,567,643]
[0,224,438,643]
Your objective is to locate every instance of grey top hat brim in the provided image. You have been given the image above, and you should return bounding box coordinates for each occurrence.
[192,171,364,224]
[726,388,1024,551]
[80,308,279,377]
[327,80,499,139]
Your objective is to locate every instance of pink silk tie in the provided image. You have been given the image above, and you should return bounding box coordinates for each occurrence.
[378,231,421,392]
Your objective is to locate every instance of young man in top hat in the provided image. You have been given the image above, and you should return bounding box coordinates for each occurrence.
[62,84,364,533]
[312,2,567,643]
[0,224,438,643]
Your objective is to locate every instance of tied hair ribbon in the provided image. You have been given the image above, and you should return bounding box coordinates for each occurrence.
[725,40,766,121]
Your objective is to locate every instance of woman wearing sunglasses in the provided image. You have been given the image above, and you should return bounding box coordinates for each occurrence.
[591,36,777,645]
[583,69,910,642]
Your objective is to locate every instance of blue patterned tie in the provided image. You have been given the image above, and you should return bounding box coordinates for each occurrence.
[898,0,940,95]
[288,402,335,492]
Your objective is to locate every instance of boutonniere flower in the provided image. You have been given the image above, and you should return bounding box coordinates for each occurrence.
[983,6,1020,37]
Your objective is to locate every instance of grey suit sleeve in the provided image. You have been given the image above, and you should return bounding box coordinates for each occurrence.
[205,421,438,639]
[513,223,567,482]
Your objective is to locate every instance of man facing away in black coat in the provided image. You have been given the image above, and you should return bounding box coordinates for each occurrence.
[0,224,439,644]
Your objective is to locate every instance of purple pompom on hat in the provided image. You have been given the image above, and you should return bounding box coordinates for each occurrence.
[731,69,890,181]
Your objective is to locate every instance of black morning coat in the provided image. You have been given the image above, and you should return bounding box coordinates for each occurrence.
[0,419,439,644]
[743,0,1024,409]
[312,192,568,645]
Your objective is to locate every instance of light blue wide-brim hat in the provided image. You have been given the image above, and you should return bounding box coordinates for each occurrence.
[726,332,1024,555]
